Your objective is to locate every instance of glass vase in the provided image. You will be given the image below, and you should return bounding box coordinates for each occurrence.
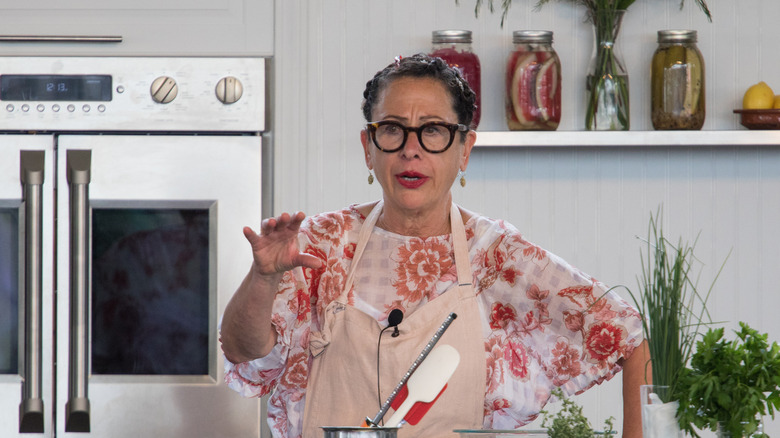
[716,420,765,437]
[640,384,683,438]
[585,9,629,131]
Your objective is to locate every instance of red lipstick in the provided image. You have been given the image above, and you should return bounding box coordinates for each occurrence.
[396,171,427,189]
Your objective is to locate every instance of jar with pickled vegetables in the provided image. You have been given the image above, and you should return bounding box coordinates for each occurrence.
[430,30,481,129]
[651,30,705,130]
[505,30,561,131]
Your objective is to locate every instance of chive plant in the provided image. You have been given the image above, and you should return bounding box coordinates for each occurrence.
[630,210,726,400]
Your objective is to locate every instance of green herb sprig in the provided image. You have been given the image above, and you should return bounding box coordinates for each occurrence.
[541,388,615,438]
[459,0,712,27]
[675,322,780,438]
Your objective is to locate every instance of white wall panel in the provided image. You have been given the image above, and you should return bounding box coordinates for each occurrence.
[274,1,780,435]
[0,0,273,56]
[452,146,780,435]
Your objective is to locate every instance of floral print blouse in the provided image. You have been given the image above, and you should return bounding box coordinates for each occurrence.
[224,205,644,438]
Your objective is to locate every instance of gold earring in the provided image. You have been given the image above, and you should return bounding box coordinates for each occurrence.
[459,171,466,187]
[368,171,374,185]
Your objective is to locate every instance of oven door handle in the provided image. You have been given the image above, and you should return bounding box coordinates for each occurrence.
[65,150,91,433]
[19,151,46,434]
[0,35,122,43]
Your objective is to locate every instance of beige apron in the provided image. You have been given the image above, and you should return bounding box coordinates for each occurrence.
[301,201,486,438]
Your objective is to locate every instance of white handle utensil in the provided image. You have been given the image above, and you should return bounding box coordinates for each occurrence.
[366,312,457,427]
[383,344,460,428]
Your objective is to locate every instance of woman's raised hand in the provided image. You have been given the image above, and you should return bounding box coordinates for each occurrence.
[243,211,323,277]
[222,213,319,362]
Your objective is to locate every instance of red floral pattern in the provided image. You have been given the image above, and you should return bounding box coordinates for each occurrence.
[584,321,626,363]
[516,235,547,261]
[484,397,513,423]
[314,256,350,316]
[546,337,583,386]
[474,234,525,293]
[562,310,585,333]
[489,302,517,330]
[285,284,310,328]
[393,239,452,303]
[504,338,530,379]
[305,211,354,246]
[280,351,308,389]
[223,206,644,435]
[485,336,506,394]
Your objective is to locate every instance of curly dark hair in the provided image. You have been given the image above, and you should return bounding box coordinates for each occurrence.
[361,53,477,133]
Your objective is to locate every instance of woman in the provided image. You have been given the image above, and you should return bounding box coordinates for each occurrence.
[220,54,649,438]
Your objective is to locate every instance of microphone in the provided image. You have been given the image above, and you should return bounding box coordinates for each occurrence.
[377,308,406,419]
[388,309,404,337]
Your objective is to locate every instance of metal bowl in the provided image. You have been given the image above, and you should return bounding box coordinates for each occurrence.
[322,426,400,438]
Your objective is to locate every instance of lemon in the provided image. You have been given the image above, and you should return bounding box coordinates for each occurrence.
[774,95,780,109]
[743,81,775,109]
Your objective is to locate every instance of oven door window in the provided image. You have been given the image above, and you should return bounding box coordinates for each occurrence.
[91,203,213,376]
[0,204,19,375]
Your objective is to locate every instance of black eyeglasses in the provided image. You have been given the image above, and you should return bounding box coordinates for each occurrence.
[366,120,469,154]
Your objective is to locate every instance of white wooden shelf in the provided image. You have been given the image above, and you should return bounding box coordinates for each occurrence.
[474,130,780,148]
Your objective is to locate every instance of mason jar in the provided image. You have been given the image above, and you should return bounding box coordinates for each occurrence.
[430,30,481,129]
[651,30,706,130]
[505,30,562,131]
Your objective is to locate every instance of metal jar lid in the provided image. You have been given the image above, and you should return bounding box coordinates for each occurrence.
[657,29,697,43]
[432,30,472,44]
[512,30,553,44]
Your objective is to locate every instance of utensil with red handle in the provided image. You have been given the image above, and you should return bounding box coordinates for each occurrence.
[364,312,458,427]
[383,344,460,428]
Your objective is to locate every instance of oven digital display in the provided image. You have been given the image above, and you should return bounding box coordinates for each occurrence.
[0,74,112,102]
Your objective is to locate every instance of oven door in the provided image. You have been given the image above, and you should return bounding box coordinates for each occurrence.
[1,134,263,437]
[56,134,263,437]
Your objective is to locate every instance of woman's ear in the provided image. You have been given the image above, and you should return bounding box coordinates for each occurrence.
[361,128,372,168]
[460,130,477,170]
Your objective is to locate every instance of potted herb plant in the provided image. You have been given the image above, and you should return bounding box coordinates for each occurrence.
[627,211,726,437]
[675,322,780,438]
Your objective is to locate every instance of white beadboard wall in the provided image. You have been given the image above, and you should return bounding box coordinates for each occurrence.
[273,1,780,435]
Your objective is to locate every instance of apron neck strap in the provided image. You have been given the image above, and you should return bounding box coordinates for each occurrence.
[450,202,472,288]
[341,201,383,295]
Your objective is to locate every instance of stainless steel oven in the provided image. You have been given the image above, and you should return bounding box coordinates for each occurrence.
[0,57,268,437]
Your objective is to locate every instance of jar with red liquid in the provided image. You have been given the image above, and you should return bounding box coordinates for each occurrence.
[506,30,561,130]
[430,30,481,129]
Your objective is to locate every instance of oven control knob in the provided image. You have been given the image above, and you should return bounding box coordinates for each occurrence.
[215,76,243,104]
[150,76,178,104]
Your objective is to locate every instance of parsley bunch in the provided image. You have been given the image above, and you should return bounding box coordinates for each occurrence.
[675,322,780,437]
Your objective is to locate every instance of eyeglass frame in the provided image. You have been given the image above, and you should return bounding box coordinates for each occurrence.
[365,120,470,154]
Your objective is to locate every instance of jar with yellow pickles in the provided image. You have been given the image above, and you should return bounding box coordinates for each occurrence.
[651,30,705,130]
